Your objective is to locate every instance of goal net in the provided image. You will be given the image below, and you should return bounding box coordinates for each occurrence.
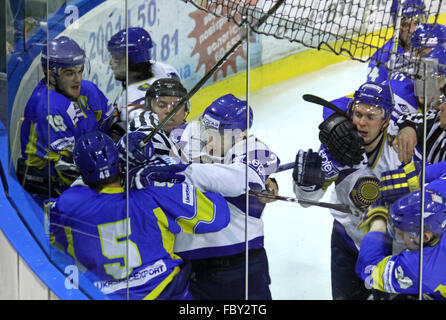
[185,0,446,79]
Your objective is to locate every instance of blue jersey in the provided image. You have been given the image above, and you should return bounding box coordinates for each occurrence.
[388,75,420,119]
[46,183,230,300]
[367,38,406,84]
[20,79,115,189]
[356,172,446,299]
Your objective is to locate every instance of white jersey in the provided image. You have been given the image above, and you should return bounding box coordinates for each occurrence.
[114,61,180,122]
[171,121,280,259]
[294,131,412,249]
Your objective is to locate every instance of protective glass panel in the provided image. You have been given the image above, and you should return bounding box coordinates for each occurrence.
[5,0,446,302]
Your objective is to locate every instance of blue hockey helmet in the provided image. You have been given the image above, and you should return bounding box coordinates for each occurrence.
[424,45,446,76]
[73,131,120,184]
[410,23,446,49]
[389,188,446,239]
[200,94,253,132]
[41,36,86,73]
[390,0,426,24]
[350,82,395,119]
[107,27,153,64]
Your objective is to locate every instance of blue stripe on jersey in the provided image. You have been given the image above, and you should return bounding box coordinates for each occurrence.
[177,236,264,260]
[225,194,266,219]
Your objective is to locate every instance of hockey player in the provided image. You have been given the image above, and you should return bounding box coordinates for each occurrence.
[324,23,446,140]
[356,175,446,299]
[45,131,231,300]
[107,27,180,135]
[169,94,280,300]
[391,45,446,164]
[18,36,115,206]
[293,82,418,299]
[367,0,426,83]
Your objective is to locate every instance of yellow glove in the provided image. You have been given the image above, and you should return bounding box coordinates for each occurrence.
[357,202,389,234]
[379,161,421,203]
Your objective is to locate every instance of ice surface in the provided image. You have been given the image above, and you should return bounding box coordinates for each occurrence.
[249,59,369,299]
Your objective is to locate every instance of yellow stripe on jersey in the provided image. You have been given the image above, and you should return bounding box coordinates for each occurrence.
[149,207,183,299]
[99,186,125,194]
[371,255,392,291]
[143,266,181,300]
[94,110,103,123]
[368,130,387,169]
[64,226,78,260]
[434,284,446,299]
[24,122,46,168]
[76,96,89,118]
[153,207,182,261]
[177,187,216,234]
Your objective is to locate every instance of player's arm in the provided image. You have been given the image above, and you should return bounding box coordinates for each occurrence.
[151,183,231,235]
[356,229,425,295]
[393,110,438,163]
[379,161,446,204]
[183,162,262,197]
[25,107,72,162]
[85,81,118,131]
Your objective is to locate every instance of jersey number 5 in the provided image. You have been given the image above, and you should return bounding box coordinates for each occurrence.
[98,218,142,280]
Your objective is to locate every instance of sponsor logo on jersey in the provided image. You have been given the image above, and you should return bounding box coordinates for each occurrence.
[94,259,167,294]
[67,101,85,126]
[50,136,75,152]
[182,184,195,206]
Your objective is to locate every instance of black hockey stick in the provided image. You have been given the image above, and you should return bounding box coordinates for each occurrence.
[249,190,352,214]
[302,94,349,118]
[140,0,286,148]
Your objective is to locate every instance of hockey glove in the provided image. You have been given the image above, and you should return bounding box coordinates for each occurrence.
[293,149,325,191]
[117,131,156,168]
[129,160,189,189]
[318,113,365,166]
[55,154,80,182]
[379,161,421,203]
[357,200,389,234]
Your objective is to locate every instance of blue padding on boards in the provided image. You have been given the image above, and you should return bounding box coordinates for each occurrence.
[0,120,107,300]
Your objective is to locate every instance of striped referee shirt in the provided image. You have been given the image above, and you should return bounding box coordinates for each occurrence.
[396,109,446,163]
[129,110,175,157]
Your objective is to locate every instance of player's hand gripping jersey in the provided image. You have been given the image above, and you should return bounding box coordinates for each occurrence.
[46,183,230,300]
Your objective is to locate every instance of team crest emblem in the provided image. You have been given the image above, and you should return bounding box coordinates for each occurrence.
[349,176,380,211]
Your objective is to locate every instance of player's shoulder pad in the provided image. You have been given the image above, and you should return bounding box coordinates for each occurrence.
[55,185,96,211]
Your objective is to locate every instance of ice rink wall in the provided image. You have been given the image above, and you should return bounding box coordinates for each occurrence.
[2,0,446,299]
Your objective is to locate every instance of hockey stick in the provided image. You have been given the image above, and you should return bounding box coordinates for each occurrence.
[140,0,286,148]
[302,94,349,118]
[276,161,294,173]
[249,190,352,214]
